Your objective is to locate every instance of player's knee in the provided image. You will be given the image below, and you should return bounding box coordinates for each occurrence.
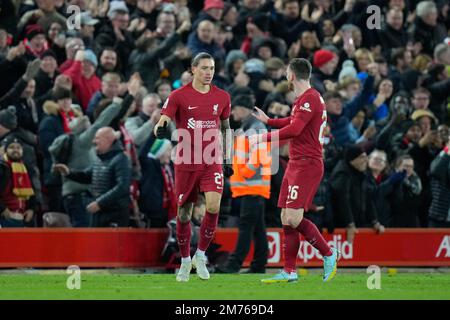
[178,206,192,223]
[205,203,220,214]
[178,212,191,223]
[206,201,220,214]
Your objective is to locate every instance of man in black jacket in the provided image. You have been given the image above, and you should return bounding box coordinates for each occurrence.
[428,139,450,227]
[54,127,132,227]
[95,1,135,76]
[377,7,408,57]
[330,145,385,243]
[408,1,447,56]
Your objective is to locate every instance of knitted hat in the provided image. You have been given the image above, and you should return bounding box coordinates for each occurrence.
[52,87,72,101]
[313,49,335,68]
[80,12,99,26]
[25,24,45,41]
[244,58,266,74]
[83,49,98,67]
[344,144,365,162]
[41,49,57,60]
[0,106,18,130]
[148,139,171,159]
[204,0,224,11]
[1,136,22,150]
[338,60,358,82]
[232,94,253,109]
[228,86,254,98]
[107,1,129,18]
[248,12,269,32]
[225,50,247,68]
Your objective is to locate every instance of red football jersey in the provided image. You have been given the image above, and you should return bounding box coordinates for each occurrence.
[161,82,231,171]
[265,87,327,160]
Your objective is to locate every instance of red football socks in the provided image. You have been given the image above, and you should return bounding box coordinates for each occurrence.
[282,225,300,274]
[176,217,191,258]
[297,218,332,257]
[198,212,219,251]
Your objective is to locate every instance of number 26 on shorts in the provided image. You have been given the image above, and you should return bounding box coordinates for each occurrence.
[288,185,299,200]
[215,172,224,189]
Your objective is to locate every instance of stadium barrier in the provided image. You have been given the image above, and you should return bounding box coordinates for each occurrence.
[0,228,449,268]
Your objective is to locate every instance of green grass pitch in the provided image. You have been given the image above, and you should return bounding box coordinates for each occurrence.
[1,272,450,300]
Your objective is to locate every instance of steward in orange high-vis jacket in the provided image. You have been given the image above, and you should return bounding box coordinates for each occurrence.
[218,94,271,274]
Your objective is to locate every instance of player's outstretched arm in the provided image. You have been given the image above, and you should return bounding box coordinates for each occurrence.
[154,114,172,139]
[262,110,310,142]
[252,106,291,128]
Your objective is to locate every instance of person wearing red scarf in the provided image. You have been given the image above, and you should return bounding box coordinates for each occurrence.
[38,87,81,212]
[0,138,36,228]
[23,24,49,60]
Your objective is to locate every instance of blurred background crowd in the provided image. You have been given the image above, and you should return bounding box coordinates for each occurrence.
[0,0,449,232]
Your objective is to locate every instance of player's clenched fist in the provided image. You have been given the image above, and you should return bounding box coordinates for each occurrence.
[223,164,234,178]
[154,121,168,139]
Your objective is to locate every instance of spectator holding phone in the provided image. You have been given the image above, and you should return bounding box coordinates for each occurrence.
[390,155,422,227]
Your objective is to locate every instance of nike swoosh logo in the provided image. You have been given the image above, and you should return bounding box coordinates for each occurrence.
[286,201,294,204]
[188,106,198,110]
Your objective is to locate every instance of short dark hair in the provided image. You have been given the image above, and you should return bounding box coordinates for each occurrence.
[191,52,214,67]
[282,0,300,8]
[323,91,342,101]
[101,47,116,54]
[391,47,406,65]
[52,87,72,101]
[395,154,413,168]
[288,58,311,81]
[412,87,430,98]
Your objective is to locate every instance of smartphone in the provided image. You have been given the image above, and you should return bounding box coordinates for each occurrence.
[343,30,354,50]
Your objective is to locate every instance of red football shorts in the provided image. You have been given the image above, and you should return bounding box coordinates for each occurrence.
[278,158,324,210]
[175,164,224,206]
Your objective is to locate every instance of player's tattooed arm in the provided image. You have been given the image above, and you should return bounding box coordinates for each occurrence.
[154,115,172,139]
[220,118,232,164]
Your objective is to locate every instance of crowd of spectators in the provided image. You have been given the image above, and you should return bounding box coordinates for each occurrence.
[0,0,449,232]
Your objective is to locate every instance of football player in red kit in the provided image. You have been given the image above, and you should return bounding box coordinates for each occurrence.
[153,52,233,282]
[251,58,339,283]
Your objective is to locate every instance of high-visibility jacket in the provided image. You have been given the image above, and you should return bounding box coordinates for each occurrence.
[230,133,271,199]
